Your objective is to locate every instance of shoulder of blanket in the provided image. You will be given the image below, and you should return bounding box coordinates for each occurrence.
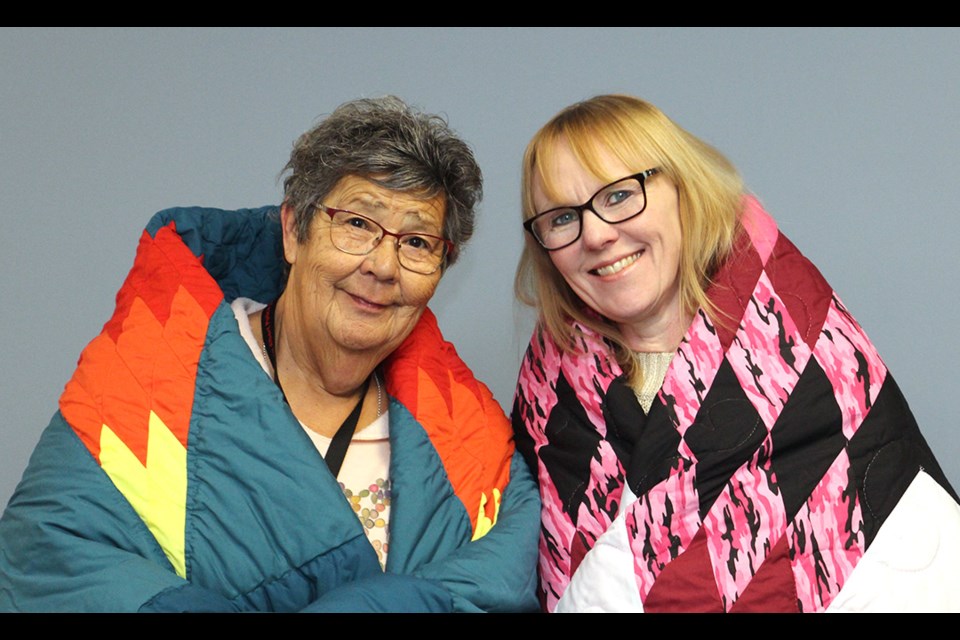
[384,308,513,539]
[707,195,839,349]
[61,206,284,460]
[57,214,231,577]
[517,319,620,393]
[145,205,279,257]
[146,206,285,303]
[60,216,225,463]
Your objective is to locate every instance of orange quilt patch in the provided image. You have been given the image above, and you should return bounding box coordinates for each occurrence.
[60,222,222,463]
[384,309,514,538]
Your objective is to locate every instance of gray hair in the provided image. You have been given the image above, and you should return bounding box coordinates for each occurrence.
[282,96,482,267]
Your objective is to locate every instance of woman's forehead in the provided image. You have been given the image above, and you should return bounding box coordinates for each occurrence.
[533,136,652,204]
[327,175,445,220]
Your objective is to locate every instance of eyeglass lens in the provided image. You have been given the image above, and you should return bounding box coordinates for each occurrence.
[530,175,649,250]
[327,209,446,274]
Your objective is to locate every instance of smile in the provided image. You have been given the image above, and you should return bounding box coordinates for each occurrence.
[347,291,390,310]
[591,251,643,276]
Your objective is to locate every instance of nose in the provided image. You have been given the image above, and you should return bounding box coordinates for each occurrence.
[361,236,401,281]
[578,208,619,250]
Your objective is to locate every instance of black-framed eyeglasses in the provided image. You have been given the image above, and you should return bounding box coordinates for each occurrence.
[319,205,453,275]
[523,168,660,251]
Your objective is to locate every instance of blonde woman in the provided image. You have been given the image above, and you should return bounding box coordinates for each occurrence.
[512,94,960,612]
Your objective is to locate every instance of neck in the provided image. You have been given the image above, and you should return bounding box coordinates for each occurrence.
[273,294,380,395]
[620,307,693,354]
[253,297,382,437]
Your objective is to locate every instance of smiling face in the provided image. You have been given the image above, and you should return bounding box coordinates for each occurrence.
[281,175,445,366]
[533,140,686,352]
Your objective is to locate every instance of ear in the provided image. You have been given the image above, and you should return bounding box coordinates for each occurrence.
[280,202,300,265]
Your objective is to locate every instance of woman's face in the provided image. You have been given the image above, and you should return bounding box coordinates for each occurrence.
[533,141,685,351]
[281,175,445,364]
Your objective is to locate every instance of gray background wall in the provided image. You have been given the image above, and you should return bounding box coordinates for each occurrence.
[2,27,958,509]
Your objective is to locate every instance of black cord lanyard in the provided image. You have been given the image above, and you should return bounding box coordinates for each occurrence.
[261,300,369,478]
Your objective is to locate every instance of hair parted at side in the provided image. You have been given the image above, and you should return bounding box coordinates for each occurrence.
[282,95,482,267]
[515,94,744,377]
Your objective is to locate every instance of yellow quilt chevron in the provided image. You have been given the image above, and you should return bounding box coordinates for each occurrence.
[472,488,502,541]
[99,411,188,577]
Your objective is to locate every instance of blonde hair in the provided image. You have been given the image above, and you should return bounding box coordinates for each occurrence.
[515,95,744,382]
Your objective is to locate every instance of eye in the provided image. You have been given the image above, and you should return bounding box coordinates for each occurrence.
[400,234,439,253]
[331,209,379,237]
[605,189,632,206]
[601,185,642,210]
[547,209,579,229]
[344,214,372,230]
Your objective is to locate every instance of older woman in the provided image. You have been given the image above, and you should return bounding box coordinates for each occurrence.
[512,94,960,612]
[0,97,539,612]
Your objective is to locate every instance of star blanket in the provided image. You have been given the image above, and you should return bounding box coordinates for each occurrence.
[513,197,960,612]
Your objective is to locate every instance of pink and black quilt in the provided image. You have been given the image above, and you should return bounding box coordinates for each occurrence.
[513,197,960,612]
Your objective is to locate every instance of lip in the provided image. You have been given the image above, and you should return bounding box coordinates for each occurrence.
[589,250,644,277]
[345,290,392,310]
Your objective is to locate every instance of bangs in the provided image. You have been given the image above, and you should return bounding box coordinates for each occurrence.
[526,121,660,217]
